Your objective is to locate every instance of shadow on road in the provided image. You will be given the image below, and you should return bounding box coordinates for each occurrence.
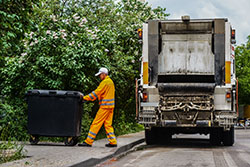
[141,138,224,149]
[28,142,69,147]
[166,138,212,148]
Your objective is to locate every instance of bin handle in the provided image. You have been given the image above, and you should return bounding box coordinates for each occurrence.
[49,90,57,95]
[79,93,84,103]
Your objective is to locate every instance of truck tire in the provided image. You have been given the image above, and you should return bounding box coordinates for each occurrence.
[222,127,234,146]
[145,128,156,145]
[158,128,172,145]
[210,128,222,146]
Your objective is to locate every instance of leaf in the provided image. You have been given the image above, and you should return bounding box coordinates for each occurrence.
[7,32,16,38]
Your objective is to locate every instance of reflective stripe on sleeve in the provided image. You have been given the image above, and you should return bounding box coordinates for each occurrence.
[92,91,98,99]
[88,93,94,99]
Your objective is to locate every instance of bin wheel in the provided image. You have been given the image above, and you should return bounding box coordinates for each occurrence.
[65,137,78,146]
[30,135,39,145]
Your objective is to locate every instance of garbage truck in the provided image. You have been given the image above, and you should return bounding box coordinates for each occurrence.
[136,16,237,146]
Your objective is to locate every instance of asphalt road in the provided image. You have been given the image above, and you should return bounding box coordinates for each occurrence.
[98,129,250,167]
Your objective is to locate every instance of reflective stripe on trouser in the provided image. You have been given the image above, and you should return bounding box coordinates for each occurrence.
[85,108,117,145]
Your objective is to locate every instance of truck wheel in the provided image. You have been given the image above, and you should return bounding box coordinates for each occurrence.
[210,128,222,146]
[145,128,156,145]
[65,137,78,146]
[158,128,172,145]
[30,135,39,145]
[222,127,234,146]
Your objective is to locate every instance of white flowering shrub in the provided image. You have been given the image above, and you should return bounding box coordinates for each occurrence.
[0,0,168,140]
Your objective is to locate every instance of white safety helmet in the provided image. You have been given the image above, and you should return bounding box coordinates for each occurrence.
[95,67,108,76]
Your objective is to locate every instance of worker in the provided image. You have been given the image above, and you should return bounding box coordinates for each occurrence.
[78,67,117,147]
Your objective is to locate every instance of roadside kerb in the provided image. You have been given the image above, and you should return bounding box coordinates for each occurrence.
[70,138,145,167]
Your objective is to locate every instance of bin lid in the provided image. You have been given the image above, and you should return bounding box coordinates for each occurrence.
[26,89,83,98]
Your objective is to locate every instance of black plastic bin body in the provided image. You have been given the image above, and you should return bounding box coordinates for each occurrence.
[26,90,83,137]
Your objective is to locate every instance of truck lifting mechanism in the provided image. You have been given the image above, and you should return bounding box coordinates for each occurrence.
[136,16,237,146]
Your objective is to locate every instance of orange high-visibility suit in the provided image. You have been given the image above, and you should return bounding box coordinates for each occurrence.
[83,76,117,145]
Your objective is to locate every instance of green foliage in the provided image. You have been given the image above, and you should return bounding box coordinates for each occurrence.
[0,0,168,141]
[0,141,25,164]
[0,2,38,141]
[0,0,38,67]
[0,102,28,141]
[235,35,250,104]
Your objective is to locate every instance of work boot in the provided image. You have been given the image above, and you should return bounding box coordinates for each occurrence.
[78,142,92,147]
[105,143,117,147]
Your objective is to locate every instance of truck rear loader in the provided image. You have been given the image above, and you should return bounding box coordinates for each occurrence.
[136,16,237,146]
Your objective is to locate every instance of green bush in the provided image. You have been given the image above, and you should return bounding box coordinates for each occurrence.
[0,102,28,141]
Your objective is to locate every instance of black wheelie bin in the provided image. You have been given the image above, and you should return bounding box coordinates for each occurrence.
[26,90,83,146]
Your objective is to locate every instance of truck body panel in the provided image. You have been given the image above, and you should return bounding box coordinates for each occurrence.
[159,34,214,75]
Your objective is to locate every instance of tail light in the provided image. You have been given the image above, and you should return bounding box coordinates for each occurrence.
[231,29,235,40]
[143,92,148,102]
[231,29,236,44]
[137,28,143,39]
[226,91,231,101]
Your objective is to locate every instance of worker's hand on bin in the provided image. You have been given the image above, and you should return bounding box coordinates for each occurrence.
[80,94,87,103]
[80,94,85,103]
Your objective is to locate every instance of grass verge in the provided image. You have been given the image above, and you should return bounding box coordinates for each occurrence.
[0,141,26,164]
